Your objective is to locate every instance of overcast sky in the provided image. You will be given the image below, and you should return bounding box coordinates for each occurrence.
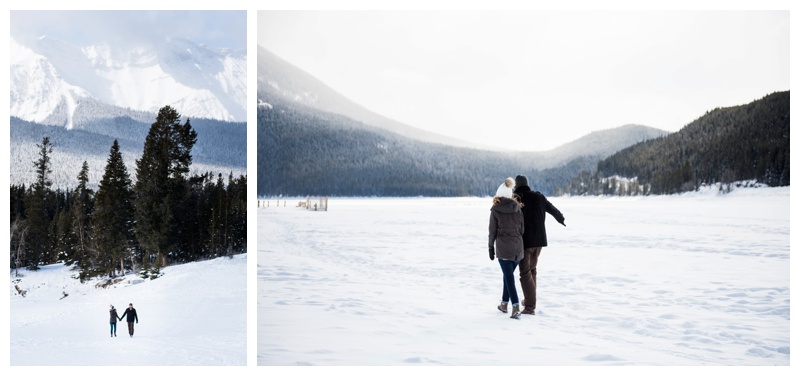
[258,10,789,152]
[11,10,247,51]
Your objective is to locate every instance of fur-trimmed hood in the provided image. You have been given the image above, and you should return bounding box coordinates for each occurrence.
[492,196,522,214]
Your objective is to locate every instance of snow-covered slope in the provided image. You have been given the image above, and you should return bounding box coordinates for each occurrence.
[257,46,485,149]
[10,38,91,129]
[10,254,246,366]
[258,46,670,166]
[529,123,670,168]
[10,35,246,126]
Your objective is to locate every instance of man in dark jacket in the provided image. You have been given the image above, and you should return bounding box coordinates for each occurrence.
[514,175,565,315]
[119,303,139,337]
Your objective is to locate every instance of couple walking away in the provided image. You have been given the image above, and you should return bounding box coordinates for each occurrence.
[109,303,139,337]
[488,175,565,319]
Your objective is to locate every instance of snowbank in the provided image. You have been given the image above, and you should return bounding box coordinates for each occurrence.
[10,254,246,366]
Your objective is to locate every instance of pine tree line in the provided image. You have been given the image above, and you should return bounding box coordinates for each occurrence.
[10,106,247,281]
[560,91,790,196]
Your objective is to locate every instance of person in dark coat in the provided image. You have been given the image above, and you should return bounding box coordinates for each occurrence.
[109,305,121,337]
[119,303,139,337]
[514,175,565,315]
[489,177,525,319]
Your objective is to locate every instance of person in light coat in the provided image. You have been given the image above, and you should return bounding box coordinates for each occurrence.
[109,305,121,337]
[488,177,525,319]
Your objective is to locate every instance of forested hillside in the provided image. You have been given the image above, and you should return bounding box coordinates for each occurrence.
[257,46,673,198]
[10,114,246,188]
[259,99,529,196]
[257,98,664,197]
[10,106,247,278]
[578,91,789,195]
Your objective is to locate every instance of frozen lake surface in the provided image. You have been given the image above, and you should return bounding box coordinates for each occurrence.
[258,188,790,366]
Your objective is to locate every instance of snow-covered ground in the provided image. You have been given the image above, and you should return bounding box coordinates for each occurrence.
[10,254,246,366]
[258,188,790,366]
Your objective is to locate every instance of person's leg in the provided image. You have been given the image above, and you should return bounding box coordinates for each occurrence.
[520,247,542,313]
[110,322,114,337]
[499,260,519,306]
[128,322,134,337]
[519,248,535,310]
[497,260,509,312]
[499,260,509,303]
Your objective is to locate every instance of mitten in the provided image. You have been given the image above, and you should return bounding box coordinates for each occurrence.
[489,247,495,260]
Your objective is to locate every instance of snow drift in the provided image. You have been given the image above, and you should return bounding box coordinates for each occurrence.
[10,254,246,366]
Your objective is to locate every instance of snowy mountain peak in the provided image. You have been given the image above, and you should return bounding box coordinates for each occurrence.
[10,38,91,129]
[10,35,246,127]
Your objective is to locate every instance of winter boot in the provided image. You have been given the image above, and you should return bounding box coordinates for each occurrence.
[497,302,508,313]
[510,304,521,319]
[521,307,535,315]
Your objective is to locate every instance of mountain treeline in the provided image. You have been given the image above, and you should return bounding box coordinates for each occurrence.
[10,110,246,189]
[562,91,789,195]
[258,98,588,197]
[10,106,247,281]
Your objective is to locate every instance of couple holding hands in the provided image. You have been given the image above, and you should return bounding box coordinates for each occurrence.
[109,303,139,337]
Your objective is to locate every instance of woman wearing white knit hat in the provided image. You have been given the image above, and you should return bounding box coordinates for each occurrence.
[488,177,525,319]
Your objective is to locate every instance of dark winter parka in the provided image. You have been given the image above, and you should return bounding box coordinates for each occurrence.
[488,197,525,261]
[110,308,120,323]
[514,185,565,248]
[120,307,138,323]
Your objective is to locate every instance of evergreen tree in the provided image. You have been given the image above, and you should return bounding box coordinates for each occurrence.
[10,216,27,276]
[67,162,94,271]
[209,173,228,257]
[94,140,137,279]
[134,106,197,278]
[54,189,76,264]
[226,173,247,255]
[23,137,54,270]
[186,172,213,261]
[10,184,27,222]
[10,184,28,273]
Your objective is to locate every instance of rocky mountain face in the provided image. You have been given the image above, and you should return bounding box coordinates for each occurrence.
[11,35,246,128]
[10,35,247,188]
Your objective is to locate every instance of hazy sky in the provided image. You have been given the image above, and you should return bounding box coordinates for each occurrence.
[11,10,247,51]
[259,10,789,152]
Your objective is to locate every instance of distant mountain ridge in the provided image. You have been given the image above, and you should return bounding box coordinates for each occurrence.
[257,47,671,197]
[257,46,668,161]
[258,46,491,149]
[11,35,246,127]
[520,124,669,170]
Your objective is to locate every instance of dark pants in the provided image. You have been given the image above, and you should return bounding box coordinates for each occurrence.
[110,322,117,336]
[127,322,135,336]
[519,247,543,310]
[498,259,520,305]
